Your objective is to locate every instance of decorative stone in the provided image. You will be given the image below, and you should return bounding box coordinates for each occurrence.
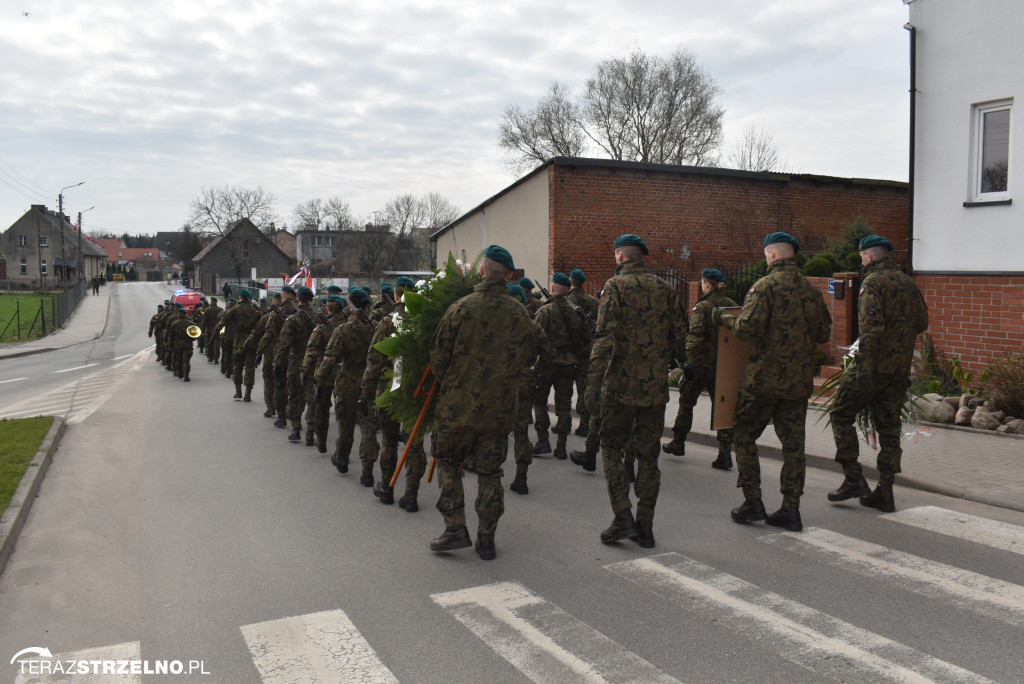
[955,407,975,426]
[992,411,1007,423]
[971,411,1001,430]
[975,404,993,413]
[959,393,972,409]
[923,393,944,403]
[1005,419,1024,434]
[914,397,955,423]
[997,425,1011,433]
[942,396,961,411]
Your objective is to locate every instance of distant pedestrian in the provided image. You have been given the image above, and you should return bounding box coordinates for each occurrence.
[222,282,232,299]
[91,276,100,295]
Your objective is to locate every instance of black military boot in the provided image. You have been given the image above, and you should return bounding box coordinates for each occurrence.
[430,525,472,552]
[359,466,374,487]
[274,416,288,428]
[766,505,803,532]
[827,473,871,502]
[553,434,568,460]
[288,427,302,442]
[662,439,686,456]
[263,408,276,418]
[574,421,589,438]
[600,509,640,543]
[183,375,190,382]
[509,474,528,495]
[316,439,327,454]
[631,519,655,548]
[533,436,551,455]
[330,451,348,474]
[570,449,597,472]
[860,482,896,512]
[625,460,635,483]
[730,498,767,524]
[373,482,394,504]
[243,386,252,402]
[398,492,419,512]
[233,384,242,399]
[711,444,733,470]
[305,430,314,447]
[475,533,496,561]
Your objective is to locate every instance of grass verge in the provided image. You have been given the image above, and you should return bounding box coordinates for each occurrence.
[0,293,54,341]
[0,416,55,518]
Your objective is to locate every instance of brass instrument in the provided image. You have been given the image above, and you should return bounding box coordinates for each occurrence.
[186,324,202,339]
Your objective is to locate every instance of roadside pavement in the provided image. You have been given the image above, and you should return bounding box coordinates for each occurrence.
[0,284,115,359]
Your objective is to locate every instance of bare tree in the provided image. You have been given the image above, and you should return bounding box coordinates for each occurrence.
[187,184,279,236]
[498,82,587,174]
[726,123,789,172]
[497,48,725,173]
[323,196,359,230]
[376,192,461,270]
[293,196,359,231]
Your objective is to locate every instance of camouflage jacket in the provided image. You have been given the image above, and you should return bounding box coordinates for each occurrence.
[430,277,540,433]
[534,293,590,366]
[361,306,402,400]
[202,304,222,336]
[316,313,376,391]
[856,256,929,377]
[257,306,287,354]
[371,297,397,322]
[275,302,315,367]
[169,316,194,350]
[588,259,684,407]
[686,289,738,371]
[220,301,261,350]
[300,311,346,378]
[722,257,833,400]
[148,313,160,336]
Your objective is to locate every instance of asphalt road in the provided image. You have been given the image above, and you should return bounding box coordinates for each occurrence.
[1,283,1023,683]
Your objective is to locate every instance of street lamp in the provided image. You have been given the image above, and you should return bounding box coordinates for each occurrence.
[58,182,85,291]
[78,206,95,286]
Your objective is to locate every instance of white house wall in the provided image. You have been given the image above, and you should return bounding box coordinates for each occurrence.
[433,171,550,281]
[911,0,1024,273]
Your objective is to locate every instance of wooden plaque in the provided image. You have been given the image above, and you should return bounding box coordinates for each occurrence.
[710,309,754,430]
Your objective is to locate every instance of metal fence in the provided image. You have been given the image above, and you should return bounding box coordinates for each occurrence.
[651,268,691,313]
[0,280,87,341]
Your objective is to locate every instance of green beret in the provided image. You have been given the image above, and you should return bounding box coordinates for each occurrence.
[238,289,252,299]
[281,285,296,295]
[325,285,342,294]
[613,234,649,255]
[763,232,801,253]
[395,276,416,289]
[552,272,571,287]
[297,286,314,298]
[701,268,726,283]
[484,244,515,270]
[349,289,371,309]
[164,300,171,305]
[176,304,186,311]
[348,285,363,294]
[570,268,586,283]
[225,297,236,303]
[506,283,528,304]
[381,282,394,294]
[518,277,535,290]
[859,234,893,251]
[259,298,267,304]
[210,297,217,303]
[326,294,344,306]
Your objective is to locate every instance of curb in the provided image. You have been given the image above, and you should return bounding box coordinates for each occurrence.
[0,417,66,578]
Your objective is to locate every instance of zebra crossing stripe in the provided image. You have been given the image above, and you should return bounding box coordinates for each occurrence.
[239,609,397,684]
[14,641,142,684]
[884,506,1024,555]
[431,581,681,684]
[606,553,988,684]
[761,527,1024,626]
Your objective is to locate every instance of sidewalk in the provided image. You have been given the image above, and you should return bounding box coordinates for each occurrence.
[666,387,1024,513]
[0,284,118,359]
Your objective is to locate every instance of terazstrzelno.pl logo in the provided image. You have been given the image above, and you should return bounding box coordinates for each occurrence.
[11,646,210,677]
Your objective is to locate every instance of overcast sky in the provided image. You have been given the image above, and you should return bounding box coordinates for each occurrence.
[0,0,911,235]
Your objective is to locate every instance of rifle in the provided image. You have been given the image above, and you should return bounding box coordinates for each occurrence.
[532,276,596,332]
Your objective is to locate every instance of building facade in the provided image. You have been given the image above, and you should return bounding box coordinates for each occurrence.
[1,205,106,288]
[192,218,292,293]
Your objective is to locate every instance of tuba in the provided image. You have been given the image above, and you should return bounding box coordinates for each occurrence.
[186,324,202,339]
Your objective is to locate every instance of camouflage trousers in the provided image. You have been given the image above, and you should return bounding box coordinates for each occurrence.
[573,352,592,426]
[207,336,220,363]
[586,411,639,463]
[332,375,364,466]
[154,338,164,362]
[286,360,306,428]
[512,380,533,469]
[533,362,575,439]
[232,347,257,388]
[434,430,509,535]
[378,408,426,495]
[174,347,193,379]
[359,406,380,470]
[734,391,808,507]
[220,339,234,376]
[671,368,733,447]
[600,402,664,521]
[831,371,908,485]
[261,357,275,411]
[273,363,289,419]
[310,383,333,445]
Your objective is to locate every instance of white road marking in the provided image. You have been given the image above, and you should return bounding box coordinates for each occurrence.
[431,581,681,684]
[240,609,397,684]
[54,363,98,373]
[112,354,134,361]
[761,527,1024,626]
[0,377,27,385]
[14,641,141,683]
[606,553,988,684]
[885,506,1024,556]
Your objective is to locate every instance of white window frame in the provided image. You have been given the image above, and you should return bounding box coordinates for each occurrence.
[20,258,27,274]
[970,98,1013,203]
[41,259,47,275]
[18,235,26,247]
[39,236,48,247]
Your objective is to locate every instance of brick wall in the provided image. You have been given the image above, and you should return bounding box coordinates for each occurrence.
[914,275,1024,375]
[547,164,908,290]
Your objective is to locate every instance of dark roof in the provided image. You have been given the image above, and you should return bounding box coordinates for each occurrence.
[430,156,908,241]
[192,218,290,263]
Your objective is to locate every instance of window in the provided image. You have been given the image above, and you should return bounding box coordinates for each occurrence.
[41,260,47,275]
[20,258,27,274]
[970,99,1012,202]
[39,236,48,247]
[18,235,26,247]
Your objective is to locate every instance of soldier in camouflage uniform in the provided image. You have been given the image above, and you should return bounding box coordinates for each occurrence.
[192,300,206,354]
[301,295,346,450]
[518,277,544,316]
[169,306,195,381]
[249,293,282,417]
[357,282,399,471]
[826,235,929,513]
[586,234,684,549]
[568,268,599,436]
[149,304,165,362]
[271,286,300,426]
[162,304,178,373]
[316,288,375,478]
[371,282,398,322]
[663,268,738,469]
[219,298,236,377]
[716,232,833,532]
[220,289,262,401]
[532,272,590,460]
[275,286,316,442]
[428,246,537,561]
[203,297,222,364]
